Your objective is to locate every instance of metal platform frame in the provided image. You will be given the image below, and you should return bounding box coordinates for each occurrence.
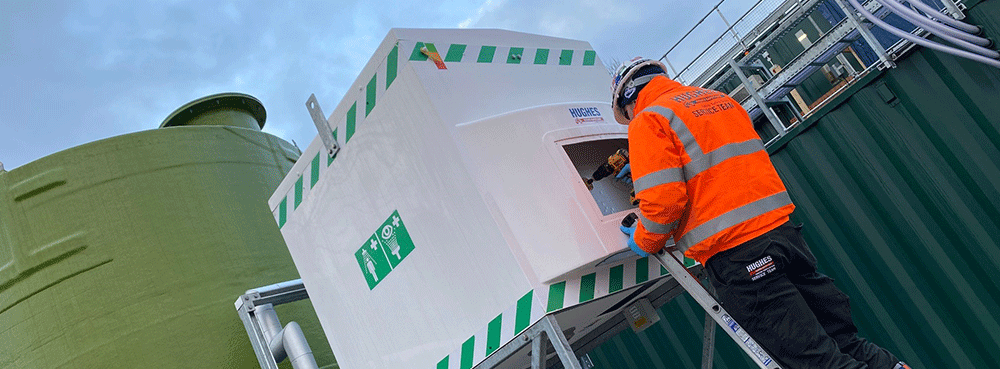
[708,0,895,144]
[688,0,967,145]
[660,0,971,147]
[235,280,311,369]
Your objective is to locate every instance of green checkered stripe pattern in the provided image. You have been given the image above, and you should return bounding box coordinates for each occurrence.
[542,255,697,314]
[272,44,403,227]
[409,42,598,67]
[437,290,543,369]
[272,147,337,228]
[437,255,697,368]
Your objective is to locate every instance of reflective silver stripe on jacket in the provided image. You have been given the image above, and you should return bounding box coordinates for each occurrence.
[643,105,703,159]
[674,191,793,252]
[633,167,683,193]
[683,139,764,176]
[639,105,766,186]
[639,212,679,235]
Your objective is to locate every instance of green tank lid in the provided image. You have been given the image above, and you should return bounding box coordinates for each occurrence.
[160,92,267,130]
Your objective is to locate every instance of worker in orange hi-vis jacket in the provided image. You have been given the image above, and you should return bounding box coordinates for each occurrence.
[612,57,910,369]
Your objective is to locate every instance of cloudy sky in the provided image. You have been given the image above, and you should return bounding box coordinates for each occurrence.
[1,0,766,170]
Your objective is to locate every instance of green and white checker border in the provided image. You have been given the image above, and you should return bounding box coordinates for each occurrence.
[437,254,697,369]
[407,42,598,67]
[437,290,544,369]
[272,147,338,229]
[542,255,697,314]
[270,41,599,227]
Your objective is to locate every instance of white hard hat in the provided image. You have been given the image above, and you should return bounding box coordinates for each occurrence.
[611,57,667,125]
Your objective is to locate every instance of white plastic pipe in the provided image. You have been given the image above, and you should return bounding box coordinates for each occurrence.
[849,0,1000,68]
[903,0,979,33]
[890,0,990,46]
[878,0,995,54]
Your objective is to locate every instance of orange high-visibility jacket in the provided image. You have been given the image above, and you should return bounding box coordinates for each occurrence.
[628,76,794,265]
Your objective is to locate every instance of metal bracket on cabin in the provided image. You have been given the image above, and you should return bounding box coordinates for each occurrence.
[306,94,340,157]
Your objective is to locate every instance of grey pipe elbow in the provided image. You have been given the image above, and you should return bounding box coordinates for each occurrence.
[282,322,319,369]
[255,303,318,369]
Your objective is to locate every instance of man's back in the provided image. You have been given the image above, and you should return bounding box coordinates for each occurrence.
[628,76,794,264]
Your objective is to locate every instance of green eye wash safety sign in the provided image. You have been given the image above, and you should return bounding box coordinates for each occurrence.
[355,210,415,289]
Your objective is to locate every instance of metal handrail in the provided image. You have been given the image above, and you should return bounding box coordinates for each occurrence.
[658,0,788,83]
[661,0,774,80]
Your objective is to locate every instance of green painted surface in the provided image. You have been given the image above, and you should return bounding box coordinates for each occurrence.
[295,176,304,208]
[409,42,429,61]
[477,45,496,63]
[387,46,398,89]
[547,281,566,312]
[635,257,648,283]
[559,49,574,65]
[583,50,597,66]
[311,153,320,188]
[514,290,532,334]
[279,197,288,228]
[345,102,357,143]
[609,265,624,293]
[486,314,502,355]
[534,48,549,65]
[366,74,377,117]
[579,272,596,302]
[437,357,449,369]
[0,98,336,368]
[445,44,467,62]
[585,2,1000,367]
[461,336,476,369]
[507,47,524,64]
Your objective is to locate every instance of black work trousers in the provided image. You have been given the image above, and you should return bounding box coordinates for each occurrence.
[705,222,900,369]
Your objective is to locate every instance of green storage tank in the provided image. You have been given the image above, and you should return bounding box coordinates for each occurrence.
[0,93,335,368]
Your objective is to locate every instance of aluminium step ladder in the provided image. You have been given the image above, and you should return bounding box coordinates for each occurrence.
[652,247,781,369]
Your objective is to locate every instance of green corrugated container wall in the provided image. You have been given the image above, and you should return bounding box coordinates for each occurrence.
[0,93,336,368]
[584,0,1000,367]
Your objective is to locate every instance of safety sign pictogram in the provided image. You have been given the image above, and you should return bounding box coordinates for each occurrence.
[354,210,415,289]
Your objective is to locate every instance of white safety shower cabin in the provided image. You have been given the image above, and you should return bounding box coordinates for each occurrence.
[269,28,696,369]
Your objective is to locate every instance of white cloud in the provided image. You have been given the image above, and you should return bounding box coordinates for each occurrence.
[458,0,507,28]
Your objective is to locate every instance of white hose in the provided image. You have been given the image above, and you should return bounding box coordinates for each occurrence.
[877,0,996,55]
[903,0,981,34]
[890,0,991,46]
[848,0,1000,68]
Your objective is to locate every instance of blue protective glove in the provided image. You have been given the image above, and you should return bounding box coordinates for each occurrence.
[620,223,649,257]
[615,164,632,184]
